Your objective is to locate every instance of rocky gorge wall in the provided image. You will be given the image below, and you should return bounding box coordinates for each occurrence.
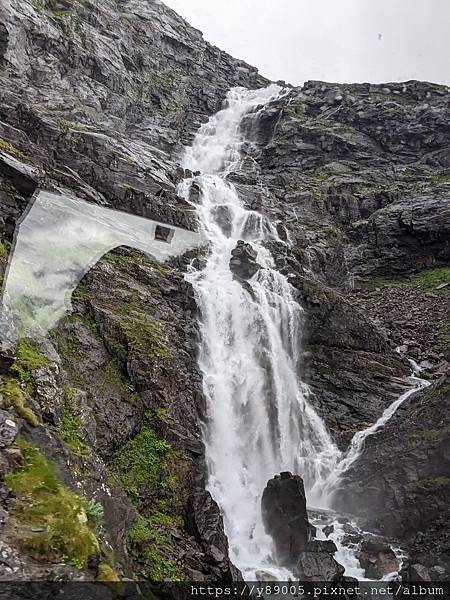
[0,0,449,590]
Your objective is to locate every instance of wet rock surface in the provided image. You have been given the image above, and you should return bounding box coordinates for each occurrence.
[335,371,450,576]
[229,240,260,280]
[358,539,399,580]
[0,0,448,585]
[261,472,313,568]
[296,542,345,582]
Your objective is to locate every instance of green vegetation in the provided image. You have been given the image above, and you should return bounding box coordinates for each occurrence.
[118,154,138,167]
[118,311,172,363]
[0,339,48,425]
[127,515,183,581]
[417,477,450,491]
[0,240,8,263]
[321,225,339,236]
[412,267,450,291]
[5,438,99,566]
[59,397,90,457]
[423,425,450,443]
[11,338,48,391]
[104,248,167,275]
[371,267,450,292]
[0,137,27,160]
[430,174,450,186]
[113,420,173,504]
[96,563,124,596]
[114,414,187,580]
[103,360,138,401]
[32,0,72,19]
[1,378,39,426]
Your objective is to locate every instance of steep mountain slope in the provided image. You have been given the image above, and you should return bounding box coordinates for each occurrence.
[0,0,448,589]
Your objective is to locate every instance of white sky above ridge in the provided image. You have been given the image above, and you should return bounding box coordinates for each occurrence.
[163,0,450,86]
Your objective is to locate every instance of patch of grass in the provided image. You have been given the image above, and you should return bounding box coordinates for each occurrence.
[0,137,27,160]
[321,225,339,236]
[71,282,90,302]
[115,415,188,581]
[58,385,90,456]
[127,514,183,581]
[11,339,48,391]
[113,420,172,504]
[371,268,450,292]
[423,425,450,443]
[103,360,138,403]
[416,477,450,491]
[1,378,39,427]
[118,309,171,364]
[370,277,407,288]
[430,174,450,186]
[5,438,99,566]
[104,248,167,275]
[118,154,138,167]
[0,240,8,263]
[413,267,450,291]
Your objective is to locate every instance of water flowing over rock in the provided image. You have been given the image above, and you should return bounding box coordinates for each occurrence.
[0,0,448,585]
[178,86,342,579]
[261,472,313,569]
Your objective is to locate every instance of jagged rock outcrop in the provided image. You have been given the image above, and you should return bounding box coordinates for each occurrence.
[0,0,267,239]
[334,371,450,576]
[229,240,260,281]
[261,472,313,568]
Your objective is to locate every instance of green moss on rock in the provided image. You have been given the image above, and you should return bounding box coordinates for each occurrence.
[5,438,99,566]
[113,420,172,504]
[11,339,48,391]
[114,414,188,581]
[118,310,171,363]
[0,240,8,263]
[96,563,124,596]
[1,378,39,427]
[0,137,27,160]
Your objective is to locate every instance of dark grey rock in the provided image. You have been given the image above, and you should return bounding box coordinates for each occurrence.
[0,410,17,448]
[261,472,313,568]
[323,524,334,538]
[358,539,399,580]
[229,240,260,280]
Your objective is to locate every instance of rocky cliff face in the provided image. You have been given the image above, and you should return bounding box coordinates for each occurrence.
[0,0,449,588]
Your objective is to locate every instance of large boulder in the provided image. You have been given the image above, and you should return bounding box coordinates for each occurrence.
[358,538,399,580]
[296,540,345,581]
[261,472,313,568]
[229,240,260,280]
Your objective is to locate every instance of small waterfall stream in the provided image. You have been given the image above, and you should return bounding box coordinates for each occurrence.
[178,85,428,580]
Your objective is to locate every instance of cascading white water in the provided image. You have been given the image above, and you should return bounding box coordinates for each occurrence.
[178,85,430,580]
[323,364,430,498]
[179,86,341,578]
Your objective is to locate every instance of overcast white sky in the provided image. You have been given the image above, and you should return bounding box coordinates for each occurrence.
[164,0,450,86]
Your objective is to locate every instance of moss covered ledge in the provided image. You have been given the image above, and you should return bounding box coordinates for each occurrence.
[5,438,100,568]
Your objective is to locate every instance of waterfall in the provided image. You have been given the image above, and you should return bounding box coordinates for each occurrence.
[323,364,430,498]
[178,85,341,579]
[178,85,429,580]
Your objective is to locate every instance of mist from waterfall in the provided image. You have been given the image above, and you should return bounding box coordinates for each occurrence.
[179,86,341,578]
